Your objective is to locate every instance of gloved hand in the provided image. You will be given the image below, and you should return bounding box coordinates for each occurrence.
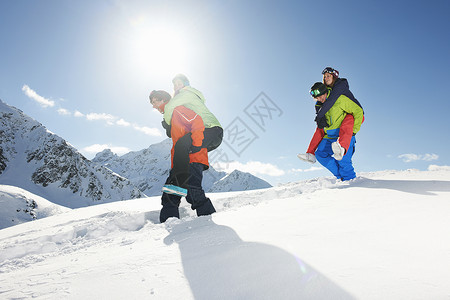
[161,120,169,129]
[189,145,202,154]
[161,120,171,138]
[314,116,329,129]
[297,153,316,164]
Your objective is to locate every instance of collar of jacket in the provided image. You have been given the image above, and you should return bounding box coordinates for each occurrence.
[160,102,168,113]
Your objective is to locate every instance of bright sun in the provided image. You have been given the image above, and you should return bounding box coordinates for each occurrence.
[128,17,190,78]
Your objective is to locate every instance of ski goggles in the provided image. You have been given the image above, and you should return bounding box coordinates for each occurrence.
[322,67,339,77]
[310,88,324,98]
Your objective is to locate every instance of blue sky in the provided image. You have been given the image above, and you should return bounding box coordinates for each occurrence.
[1,0,449,185]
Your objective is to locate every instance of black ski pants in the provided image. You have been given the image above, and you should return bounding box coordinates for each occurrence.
[160,162,216,223]
[169,126,223,188]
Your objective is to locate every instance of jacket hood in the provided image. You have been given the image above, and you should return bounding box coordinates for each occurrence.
[336,78,349,89]
[182,86,206,103]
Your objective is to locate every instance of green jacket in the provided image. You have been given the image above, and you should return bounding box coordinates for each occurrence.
[323,91,364,139]
[163,86,222,129]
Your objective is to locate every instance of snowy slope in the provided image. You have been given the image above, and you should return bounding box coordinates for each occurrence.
[92,139,272,196]
[0,185,70,229]
[0,167,449,299]
[0,99,145,208]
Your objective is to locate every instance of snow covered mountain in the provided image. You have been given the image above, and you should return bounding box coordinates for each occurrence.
[92,139,272,196]
[0,98,269,212]
[0,99,145,208]
[208,169,272,192]
[92,141,173,197]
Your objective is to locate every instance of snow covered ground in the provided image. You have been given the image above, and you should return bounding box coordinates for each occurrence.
[1,167,449,299]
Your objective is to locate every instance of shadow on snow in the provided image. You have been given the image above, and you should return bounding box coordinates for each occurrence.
[164,216,355,300]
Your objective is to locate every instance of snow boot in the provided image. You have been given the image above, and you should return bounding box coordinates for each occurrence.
[297,153,316,163]
[160,206,180,223]
[196,198,216,217]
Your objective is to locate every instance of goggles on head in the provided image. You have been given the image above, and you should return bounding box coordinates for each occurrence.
[322,67,339,78]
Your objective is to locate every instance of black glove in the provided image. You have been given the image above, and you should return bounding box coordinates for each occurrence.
[314,116,329,129]
[189,145,202,154]
[161,120,171,137]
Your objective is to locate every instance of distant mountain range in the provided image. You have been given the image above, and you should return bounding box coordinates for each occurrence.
[92,139,272,196]
[0,99,271,210]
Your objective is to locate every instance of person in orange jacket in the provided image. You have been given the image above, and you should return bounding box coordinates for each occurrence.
[149,90,216,223]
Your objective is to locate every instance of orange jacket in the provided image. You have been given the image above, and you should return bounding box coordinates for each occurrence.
[170,106,208,168]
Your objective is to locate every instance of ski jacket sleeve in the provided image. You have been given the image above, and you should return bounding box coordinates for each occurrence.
[339,97,364,134]
[190,116,205,148]
[170,106,209,167]
[171,107,205,145]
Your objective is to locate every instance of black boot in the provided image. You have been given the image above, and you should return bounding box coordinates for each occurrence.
[160,191,181,223]
[196,197,216,217]
[160,206,180,223]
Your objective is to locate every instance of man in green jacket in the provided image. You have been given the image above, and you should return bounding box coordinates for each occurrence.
[299,82,364,181]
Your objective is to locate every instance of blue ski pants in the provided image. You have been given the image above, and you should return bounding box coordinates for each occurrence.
[315,136,357,181]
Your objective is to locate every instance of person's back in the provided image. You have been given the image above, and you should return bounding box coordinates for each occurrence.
[170,105,209,169]
[163,81,221,129]
[322,94,364,140]
[166,74,223,153]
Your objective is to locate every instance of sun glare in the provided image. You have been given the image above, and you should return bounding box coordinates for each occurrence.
[128,17,190,78]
